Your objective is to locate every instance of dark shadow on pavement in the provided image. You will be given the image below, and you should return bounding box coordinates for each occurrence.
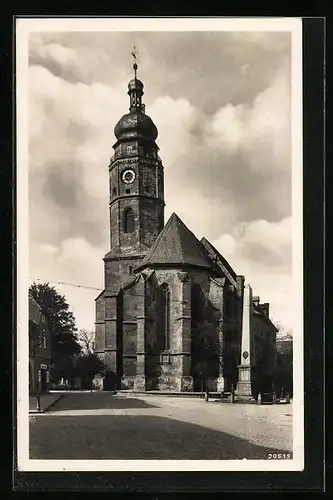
[29,415,293,460]
[49,393,158,411]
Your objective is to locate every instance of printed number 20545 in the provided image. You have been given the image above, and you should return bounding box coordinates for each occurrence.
[267,453,292,459]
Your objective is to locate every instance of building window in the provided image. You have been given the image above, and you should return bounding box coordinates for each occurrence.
[129,266,133,274]
[123,207,135,233]
[161,283,171,351]
[113,187,117,196]
[146,185,150,193]
[125,188,130,194]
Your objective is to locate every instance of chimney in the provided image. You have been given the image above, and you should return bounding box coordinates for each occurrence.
[253,296,260,308]
[259,303,270,317]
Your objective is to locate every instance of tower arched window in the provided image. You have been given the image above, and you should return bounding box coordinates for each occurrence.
[123,207,135,233]
[161,283,171,351]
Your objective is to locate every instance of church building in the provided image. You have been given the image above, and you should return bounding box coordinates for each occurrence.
[95,60,278,397]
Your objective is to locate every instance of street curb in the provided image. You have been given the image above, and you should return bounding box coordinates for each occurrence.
[43,394,65,413]
[29,394,65,414]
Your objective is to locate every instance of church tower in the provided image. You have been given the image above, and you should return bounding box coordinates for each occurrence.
[104,56,165,290]
[95,53,165,383]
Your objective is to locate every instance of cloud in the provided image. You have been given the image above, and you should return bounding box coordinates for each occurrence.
[205,63,290,173]
[213,217,293,332]
[29,238,104,331]
[27,30,293,332]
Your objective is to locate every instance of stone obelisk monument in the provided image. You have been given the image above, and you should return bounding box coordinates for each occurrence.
[236,283,254,398]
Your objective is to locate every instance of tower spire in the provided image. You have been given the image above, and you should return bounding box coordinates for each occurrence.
[127,46,144,112]
[131,46,138,79]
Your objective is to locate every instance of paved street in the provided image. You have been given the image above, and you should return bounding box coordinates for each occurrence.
[29,394,62,413]
[29,392,293,460]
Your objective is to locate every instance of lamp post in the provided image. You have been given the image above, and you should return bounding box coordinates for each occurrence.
[33,331,44,412]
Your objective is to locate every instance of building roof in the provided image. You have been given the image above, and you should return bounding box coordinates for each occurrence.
[200,237,237,283]
[253,305,278,331]
[134,212,213,272]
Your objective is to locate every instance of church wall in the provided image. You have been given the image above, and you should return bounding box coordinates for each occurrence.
[109,166,119,202]
[142,268,189,391]
[156,269,182,391]
[104,257,141,292]
[207,278,225,391]
[139,164,157,197]
[95,292,105,352]
[139,197,163,249]
[121,285,141,389]
[110,204,119,250]
[144,275,161,390]
[188,269,220,391]
[118,197,141,252]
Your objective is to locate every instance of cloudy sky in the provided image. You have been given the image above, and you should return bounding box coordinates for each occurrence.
[27,26,295,335]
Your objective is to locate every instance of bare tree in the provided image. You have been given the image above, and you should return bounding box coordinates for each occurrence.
[77,329,96,355]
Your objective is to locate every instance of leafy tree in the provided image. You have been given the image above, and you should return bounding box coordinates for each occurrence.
[29,282,81,382]
[75,353,107,391]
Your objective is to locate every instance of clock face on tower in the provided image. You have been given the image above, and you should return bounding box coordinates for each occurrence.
[122,169,136,184]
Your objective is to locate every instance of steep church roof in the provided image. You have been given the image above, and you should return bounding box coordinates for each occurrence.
[200,237,238,283]
[134,212,213,272]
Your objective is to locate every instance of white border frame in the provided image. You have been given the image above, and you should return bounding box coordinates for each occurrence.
[16,16,303,472]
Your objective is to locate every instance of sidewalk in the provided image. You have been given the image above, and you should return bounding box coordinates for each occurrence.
[29,393,64,413]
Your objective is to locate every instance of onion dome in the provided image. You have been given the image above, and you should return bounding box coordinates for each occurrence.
[114,111,158,142]
[128,78,144,92]
[114,55,158,143]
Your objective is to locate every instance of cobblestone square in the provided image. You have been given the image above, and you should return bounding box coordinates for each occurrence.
[29,392,293,460]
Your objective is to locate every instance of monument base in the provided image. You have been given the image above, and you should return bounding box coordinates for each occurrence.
[216,376,225,393]
[235,365,253,397]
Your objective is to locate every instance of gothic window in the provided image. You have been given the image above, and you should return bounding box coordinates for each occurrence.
[123,207,135,233]
[161,283,171,351]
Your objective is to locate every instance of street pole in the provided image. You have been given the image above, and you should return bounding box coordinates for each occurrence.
[33,330,43,412]
[34,336,41,412]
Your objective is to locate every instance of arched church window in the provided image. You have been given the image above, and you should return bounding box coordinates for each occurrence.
[123,207,135,233]
[161,283,171,351]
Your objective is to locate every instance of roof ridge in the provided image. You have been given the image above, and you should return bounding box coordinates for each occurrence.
[134,213,213,272]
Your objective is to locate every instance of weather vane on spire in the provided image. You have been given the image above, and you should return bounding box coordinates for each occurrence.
[131,46,138,79]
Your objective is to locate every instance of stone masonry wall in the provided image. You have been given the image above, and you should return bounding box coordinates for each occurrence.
[95,292,105,352]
